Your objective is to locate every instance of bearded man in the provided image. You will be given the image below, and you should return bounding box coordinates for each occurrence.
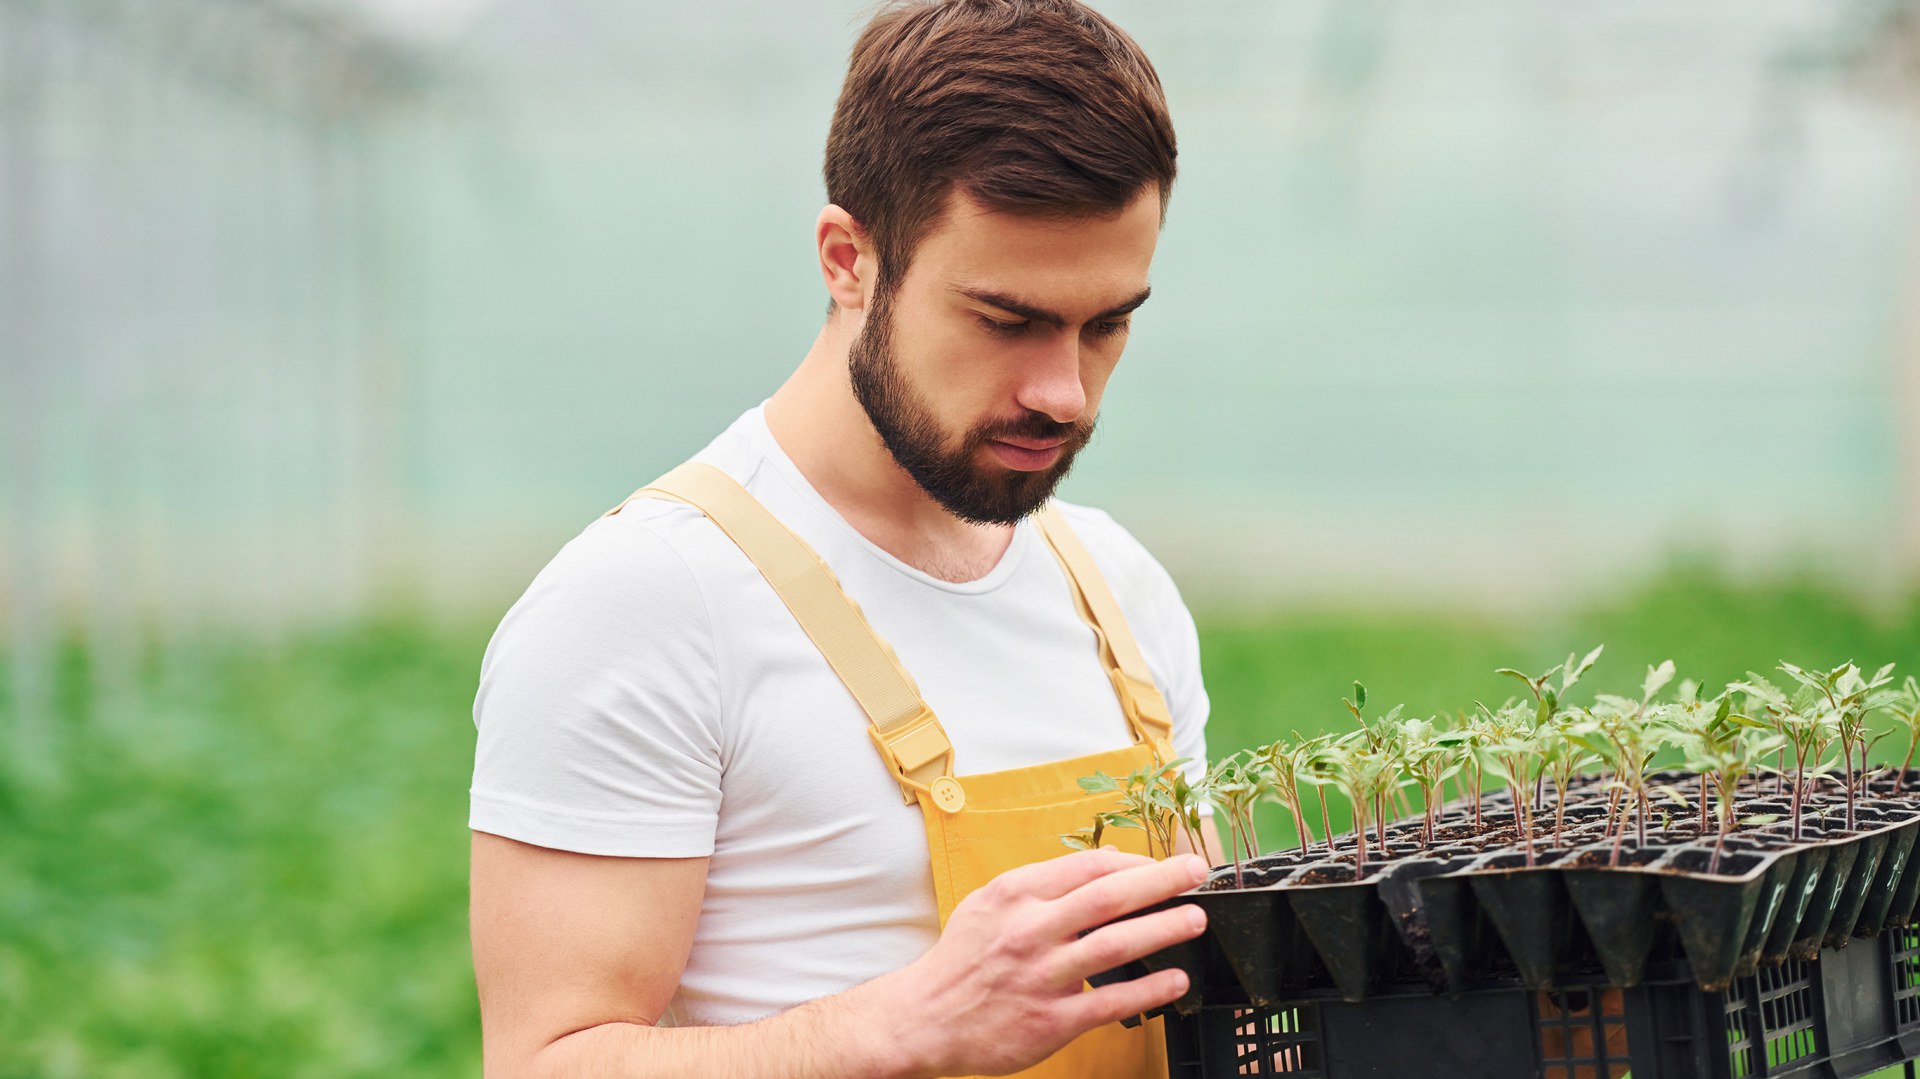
[469,2,1221,1075]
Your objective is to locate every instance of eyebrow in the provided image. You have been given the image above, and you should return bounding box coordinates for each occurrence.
[951,285,1152,329]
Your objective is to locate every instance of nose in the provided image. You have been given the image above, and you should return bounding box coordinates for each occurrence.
[1015,336,1087,425]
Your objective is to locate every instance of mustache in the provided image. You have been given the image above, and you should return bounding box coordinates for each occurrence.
[976,412,1095,446]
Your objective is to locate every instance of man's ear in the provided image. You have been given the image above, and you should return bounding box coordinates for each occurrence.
[817,205,875,314]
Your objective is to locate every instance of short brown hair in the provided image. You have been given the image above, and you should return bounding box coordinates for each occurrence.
[823,0,1177,306]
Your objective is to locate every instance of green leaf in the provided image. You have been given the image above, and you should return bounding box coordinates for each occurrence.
[1153,757,1192,782]
[1576,644,1605,679]
[1643,660,1676,702]
[1651,784,1691,808]
[1078,772,1118,793]
[1495,669,1535,697]
[1354,681,1367,709]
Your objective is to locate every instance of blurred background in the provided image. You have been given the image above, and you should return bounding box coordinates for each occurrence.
[9,0,1920,1074]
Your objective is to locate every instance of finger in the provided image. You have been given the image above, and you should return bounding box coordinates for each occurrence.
[1054,902,1207,988]
[1041,854,1207,935]
[1015,847,1161,902]
[1055,967,1190,1032]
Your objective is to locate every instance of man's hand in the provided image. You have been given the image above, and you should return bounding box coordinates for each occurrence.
[473,835,1207,1079]
[872,848,1210,1077]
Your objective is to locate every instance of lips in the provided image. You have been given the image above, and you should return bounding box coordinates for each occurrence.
[986,438,1065,471]
[993,436,1068,452]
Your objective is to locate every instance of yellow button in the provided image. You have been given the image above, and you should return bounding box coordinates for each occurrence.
[930,776,966,813]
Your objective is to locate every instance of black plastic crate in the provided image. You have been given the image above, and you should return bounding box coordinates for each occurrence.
[1157,930,1920,1078]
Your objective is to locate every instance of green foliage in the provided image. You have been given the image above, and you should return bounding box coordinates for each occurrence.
[1667,688,1784,860]
[1059,813,1111,852]
[1312,736,1394,868]
[1251,733,1333,853]
[1197,571,1920,865]
[1471,699,1549,863]
[1396,715,1466,845]
[1733,672,1834,773]
[1776,661,1898,829]
[1077,756,1195,860]
[1539,710,1598,838]
[1886,677,1920,790]
[0,621,485,1079]
[1200,753,1267,886]
[1496,644,1603,728]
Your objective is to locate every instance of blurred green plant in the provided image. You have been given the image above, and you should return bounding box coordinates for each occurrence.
[0,621,487,1079]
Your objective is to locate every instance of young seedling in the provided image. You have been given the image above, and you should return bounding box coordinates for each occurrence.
[1203,753,1267,888]
[1302,750,1339,857]
[1672,695,1783,872]
[1373,723,1414,851]
[1659,681,1733,834]
[1776,661,1897,831]
[1538,710,1597,848]
[1887,676,1920,793]
[1060,812,1117,852]
[1496,645,1604,813]
[1496,644,1605,727]
[1457,707,1500,832]
[1474,700,1545,866]
[1733,672,1836,840]
[1254,734,1328,854]
[1397,715,1465,849]
[1078,756,1192,860]
[1342,682,1409,851]
[1580,660,1676,865]
[1168,767,1214,863]
[1317,734,1393,871]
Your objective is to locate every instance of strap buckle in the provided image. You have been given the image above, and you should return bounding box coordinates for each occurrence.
[868,707,964,811]
[1113,669,1176,763]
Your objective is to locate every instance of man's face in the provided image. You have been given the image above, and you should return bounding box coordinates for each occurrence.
[848,187,1162,525]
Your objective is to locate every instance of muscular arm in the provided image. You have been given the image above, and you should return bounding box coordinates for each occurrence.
[472,832,1209,1079]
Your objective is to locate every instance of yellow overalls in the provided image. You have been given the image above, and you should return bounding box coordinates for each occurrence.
[611,462,1177,1079]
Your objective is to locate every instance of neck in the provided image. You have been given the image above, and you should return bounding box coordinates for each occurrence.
[764,315,1015,583]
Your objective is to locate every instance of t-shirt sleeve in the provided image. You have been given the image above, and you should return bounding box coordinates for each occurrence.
[469,512,726,858]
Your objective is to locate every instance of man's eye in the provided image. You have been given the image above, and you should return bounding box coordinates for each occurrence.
[1089,319,1130,338]
[977,316,1028,336]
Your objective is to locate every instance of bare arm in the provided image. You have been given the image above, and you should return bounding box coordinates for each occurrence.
[472,832,1209,1079]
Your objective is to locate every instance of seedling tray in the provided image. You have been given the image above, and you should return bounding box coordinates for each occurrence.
[1084,654,1920,1073]
[1154,929,1920,1078]
[1115,777,1920,1011]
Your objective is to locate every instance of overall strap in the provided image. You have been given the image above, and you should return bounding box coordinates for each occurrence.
[1030,505,1177,762]
[609,463,965,811]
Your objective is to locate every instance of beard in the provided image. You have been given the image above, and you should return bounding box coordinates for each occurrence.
[848,288,1095,525]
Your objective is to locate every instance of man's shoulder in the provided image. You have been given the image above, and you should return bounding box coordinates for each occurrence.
[486,495,764,670]
[535,499,721,600]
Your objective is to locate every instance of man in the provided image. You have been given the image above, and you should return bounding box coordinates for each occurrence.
[469,2,1220,1075]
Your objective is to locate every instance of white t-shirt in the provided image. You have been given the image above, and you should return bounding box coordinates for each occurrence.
[470,404,1210,1026]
